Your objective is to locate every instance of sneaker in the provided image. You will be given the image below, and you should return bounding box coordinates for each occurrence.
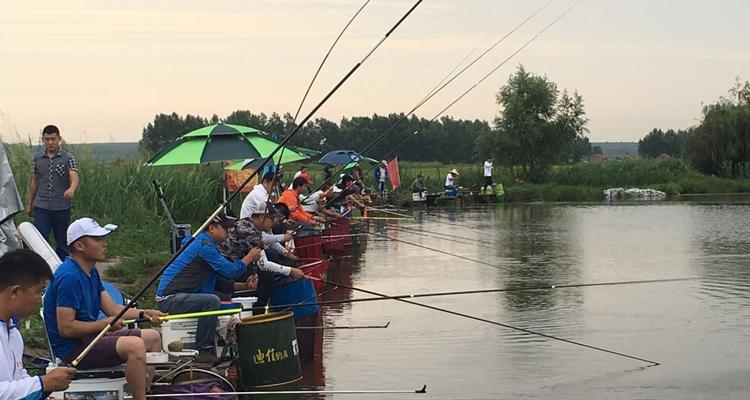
[194,349,221,364]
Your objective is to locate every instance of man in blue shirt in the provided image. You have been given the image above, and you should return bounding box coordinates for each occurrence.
[0,249,75,399]
[43,217,164,400]
[157,211,261,364]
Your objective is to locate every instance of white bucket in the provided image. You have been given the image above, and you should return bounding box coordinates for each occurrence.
[232,296,258,319]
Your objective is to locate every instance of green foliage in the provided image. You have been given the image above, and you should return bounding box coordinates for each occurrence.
[479,65,589,182]
[138,110,491,163]
[638,128,691,158]
[687,78,750,177]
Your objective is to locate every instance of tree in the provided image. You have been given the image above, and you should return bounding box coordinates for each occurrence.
[478,65,588,181]
[687,78,750,176]
[139,113,208,154]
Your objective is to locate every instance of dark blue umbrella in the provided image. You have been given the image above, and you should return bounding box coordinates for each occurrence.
[318,150,365,165]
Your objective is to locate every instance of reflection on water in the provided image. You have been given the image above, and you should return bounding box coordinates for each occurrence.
[302,202,750,399]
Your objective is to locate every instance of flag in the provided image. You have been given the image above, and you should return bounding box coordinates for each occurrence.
[387,157,401,190]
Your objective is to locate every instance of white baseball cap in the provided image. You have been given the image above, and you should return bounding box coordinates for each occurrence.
[67,217,118,245]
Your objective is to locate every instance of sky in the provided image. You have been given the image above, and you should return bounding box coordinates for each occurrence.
[1,0,748,144]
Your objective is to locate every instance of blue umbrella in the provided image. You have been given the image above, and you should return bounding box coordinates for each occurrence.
[318,150,366,165]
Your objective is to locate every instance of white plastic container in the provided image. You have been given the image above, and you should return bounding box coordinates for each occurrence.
[232,296,258,319]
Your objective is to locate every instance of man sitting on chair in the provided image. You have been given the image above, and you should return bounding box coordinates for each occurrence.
[43,218,164,400]
[156,211,260,364]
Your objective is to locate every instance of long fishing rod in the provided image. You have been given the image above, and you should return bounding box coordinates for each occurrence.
[129,386,427,398]
[308,0,555,204]
[275,0,372,172]
[364,207,499,246]
[361,0,582,184]
[369,230,507,270]
[296,321,390,330]
[71,0,425,367]
[292,0,372,125]
[313,276,660,367]
[245,277,698,311]
[356,1,582,236]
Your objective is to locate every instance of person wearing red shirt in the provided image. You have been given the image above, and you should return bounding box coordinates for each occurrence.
[277,177,324,223]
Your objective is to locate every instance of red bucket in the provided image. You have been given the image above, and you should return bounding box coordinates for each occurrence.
[294,234,322,259]
[331,218,353,246]
[322,227,345,254]
[299,258,330,293]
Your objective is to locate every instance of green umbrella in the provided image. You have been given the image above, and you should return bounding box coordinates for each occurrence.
[145,123,309,166]
[343,156,378,170]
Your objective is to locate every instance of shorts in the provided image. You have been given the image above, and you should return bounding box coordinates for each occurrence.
[63,328,142,369]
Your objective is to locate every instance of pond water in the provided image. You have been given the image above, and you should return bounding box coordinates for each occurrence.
[304,201,750,399]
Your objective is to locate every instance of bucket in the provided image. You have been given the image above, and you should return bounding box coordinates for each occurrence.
[331,219,353,246]
[321,227,345,254]
[293,234,322,259]
[232,296,258,319]
[237,312,302,389]
[299,258,330,293]
[270,278,320,320]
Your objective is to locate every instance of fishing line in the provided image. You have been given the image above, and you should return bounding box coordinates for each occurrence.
[314,276,660,366]
[245,277,698,310]
[71,0,426,367]
[308,0,556,204]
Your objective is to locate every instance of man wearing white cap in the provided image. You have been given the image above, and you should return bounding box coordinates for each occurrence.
[43,217,164,400]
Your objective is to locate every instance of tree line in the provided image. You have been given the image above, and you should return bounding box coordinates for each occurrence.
[637,79,750,177]
[140,64,749,180]
[140,110,490,163]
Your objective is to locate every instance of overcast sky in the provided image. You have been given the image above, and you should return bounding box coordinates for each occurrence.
[1,0,748,144]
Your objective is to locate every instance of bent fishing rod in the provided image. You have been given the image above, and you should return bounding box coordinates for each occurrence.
[245,277,698,311]
[308,0,557,205]
[352,2,583,237]
[358,0,582,189]
[71,0,425,367]
[275,0,371,168]
[312,276,661,367]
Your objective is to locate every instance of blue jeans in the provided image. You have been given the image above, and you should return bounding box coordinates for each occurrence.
[157,293,220,350]
[33,207,70,259]
[378,180,386,194]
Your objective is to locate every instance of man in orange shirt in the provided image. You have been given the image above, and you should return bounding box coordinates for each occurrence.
[277,177,325,223]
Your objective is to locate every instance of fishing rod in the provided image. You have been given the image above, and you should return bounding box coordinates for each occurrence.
[365,224,486,247]
[275,0,372,173]
[292,0,372,125]
[70,0,425,367]
[308,0,556,205]
[363,206,500,246]
[369,230,507,270]
[129,385,427,398]
[359,0,583,187]
[313,276,661,367]
[296,321,391,330]
[244,277,698,311]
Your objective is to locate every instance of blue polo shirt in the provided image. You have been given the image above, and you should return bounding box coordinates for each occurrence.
[43,257,105,361]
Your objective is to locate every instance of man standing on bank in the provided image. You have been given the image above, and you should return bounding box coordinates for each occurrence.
[26,125,79,259]
[482,158,493,193]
